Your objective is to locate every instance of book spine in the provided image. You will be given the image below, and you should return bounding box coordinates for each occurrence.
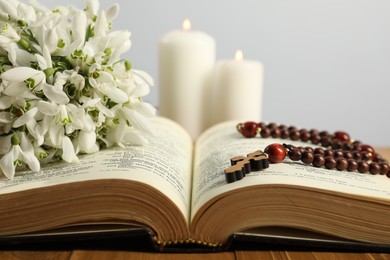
[152,236,223,250]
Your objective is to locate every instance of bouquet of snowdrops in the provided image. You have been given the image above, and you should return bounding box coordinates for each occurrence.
[0,0,155,179]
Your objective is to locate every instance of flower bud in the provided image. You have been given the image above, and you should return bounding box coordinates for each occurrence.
[104,48,112,56]
[44,68,55,78]
[18,38,30,51]
[17,20,28,28]
[125,60,132,71]
[11,133,20,145]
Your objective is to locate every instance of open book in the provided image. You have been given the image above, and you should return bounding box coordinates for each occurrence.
[0,117,389,251]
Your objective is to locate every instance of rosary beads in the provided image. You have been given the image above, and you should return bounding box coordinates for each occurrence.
[224,121,390,183]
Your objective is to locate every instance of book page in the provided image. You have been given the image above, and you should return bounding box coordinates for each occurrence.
[191,121,390,220]
[0,117,193,223]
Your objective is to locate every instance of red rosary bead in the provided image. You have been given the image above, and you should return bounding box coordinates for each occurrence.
[334,131,350,142]
[360,144,376,157]
[240,122,259,138]
[264,143,287,163]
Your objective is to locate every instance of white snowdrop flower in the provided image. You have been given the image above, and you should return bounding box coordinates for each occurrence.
[61,135,78,163]
[6,42,35,67]
[1,67,45,84]
[0,0,19,20]
[76,130,99,153]
[0,0,155,179]
[85,0,100,18]
[71,10,87,46]
[0,0,36,23]
[0,23,20,47]
[0,132,40,179]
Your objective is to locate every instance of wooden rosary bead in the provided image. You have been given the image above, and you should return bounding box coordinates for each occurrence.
[301,151,314,164]
[288,126,297,133]
[319,131,330,137]
[305,147,314,153]
[299,128,308,135]
[342,142,353,151]
[309,129,319,136]
[352,144,361,152]
[264,143,286,163]
[260,128,271,138]
[313,154,325,168]
[288,148,302,161]
[325,157,337,170]
[324,150,334,157]
[334,131,351,142]
[362,151,373,161]
[353,151,362,161]
[281,129,290,139]
[267,122,278,129]
[358,161,369,173]
[361,144,376,157]
[347,159,358,172]
[271,128,281,138]
[300,131,311,142]
[240,122,259,138]
[343,151,353,160]
[258,122,267,130]
[336,158,348,171]
[278,124,287,130]
[314,148,325,155]
[369,163,381,175]
[381,163,389,175]
[290,130,300,141]
[331,140,341,149]
[311,135,321,144]
[334,150,344,159]
[320,136,332,147]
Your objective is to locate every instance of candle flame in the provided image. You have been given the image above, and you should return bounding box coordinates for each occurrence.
[235,49,244,60]
[182,19,191,32]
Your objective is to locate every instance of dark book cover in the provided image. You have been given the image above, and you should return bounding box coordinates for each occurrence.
[0,225,390,253]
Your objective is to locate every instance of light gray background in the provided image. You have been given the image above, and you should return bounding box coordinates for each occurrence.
[37,0,390,146]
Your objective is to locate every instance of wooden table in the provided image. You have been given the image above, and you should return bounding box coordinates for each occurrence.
[2,148,390,260]
[1,249,390,259]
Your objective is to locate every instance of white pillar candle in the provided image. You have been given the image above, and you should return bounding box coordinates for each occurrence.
[159,19,215,140]
[213,50,264,124]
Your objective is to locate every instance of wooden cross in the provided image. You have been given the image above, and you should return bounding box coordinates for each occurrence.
[224,150,269,183]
